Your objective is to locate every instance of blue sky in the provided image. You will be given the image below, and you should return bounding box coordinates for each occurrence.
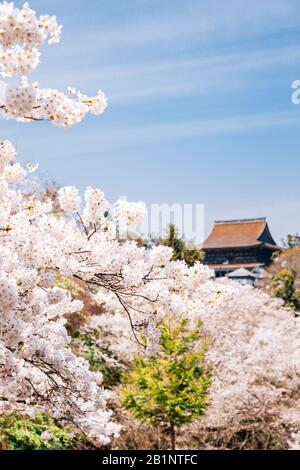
[2,0,300,242]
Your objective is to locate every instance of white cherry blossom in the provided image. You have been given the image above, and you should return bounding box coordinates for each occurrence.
[0,2,107,127]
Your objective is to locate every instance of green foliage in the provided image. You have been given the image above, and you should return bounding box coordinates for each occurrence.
[121,316,211,449]
[81,341,121,386]
[271,250,282,261]
[159,224,203,267]
[54,275,85,298]
[55,276,122,385]
[271,268,300,311]
[0,413,77,450]
[282,233,300,249]
[72,330,122,386]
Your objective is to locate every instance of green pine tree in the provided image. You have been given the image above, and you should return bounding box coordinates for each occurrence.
[121,316,211,450]
[271,268,300,311]
[159,224,203,267]
[0,413,81,450]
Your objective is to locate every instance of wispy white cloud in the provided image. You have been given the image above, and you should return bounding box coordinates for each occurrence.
[102,44,300,104]
[91,111,300,147]
[58,0,300,57]
[32,41,300,106]
[79,45,300,81]
[11,110,299,155]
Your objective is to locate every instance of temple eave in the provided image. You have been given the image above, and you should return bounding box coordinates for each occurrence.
[207,262,264,272]
[203,242,279,251]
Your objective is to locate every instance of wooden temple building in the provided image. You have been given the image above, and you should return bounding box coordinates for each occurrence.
[202,218,280,278]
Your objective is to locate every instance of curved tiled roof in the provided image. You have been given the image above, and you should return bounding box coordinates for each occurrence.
[202,218,278,250]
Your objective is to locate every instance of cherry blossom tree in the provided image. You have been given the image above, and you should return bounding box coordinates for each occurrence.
[0,2,213,445]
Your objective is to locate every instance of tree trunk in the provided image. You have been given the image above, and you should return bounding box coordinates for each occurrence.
[170,423,176,450]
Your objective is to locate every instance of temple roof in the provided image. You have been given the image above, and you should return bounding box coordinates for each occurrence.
[202,217,279,250]
[227,267,257,278]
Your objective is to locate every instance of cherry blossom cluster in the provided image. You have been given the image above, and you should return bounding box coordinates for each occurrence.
[83,187,108,225]
[89,276,300,446]
[0,143,122,443]
[0,2,61,77]
[1,76,107,127]
[0,3,107,127]
[183,280,299,442]
[0,139,213,444]
[113,199,147,229]
[289,432,300,450]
